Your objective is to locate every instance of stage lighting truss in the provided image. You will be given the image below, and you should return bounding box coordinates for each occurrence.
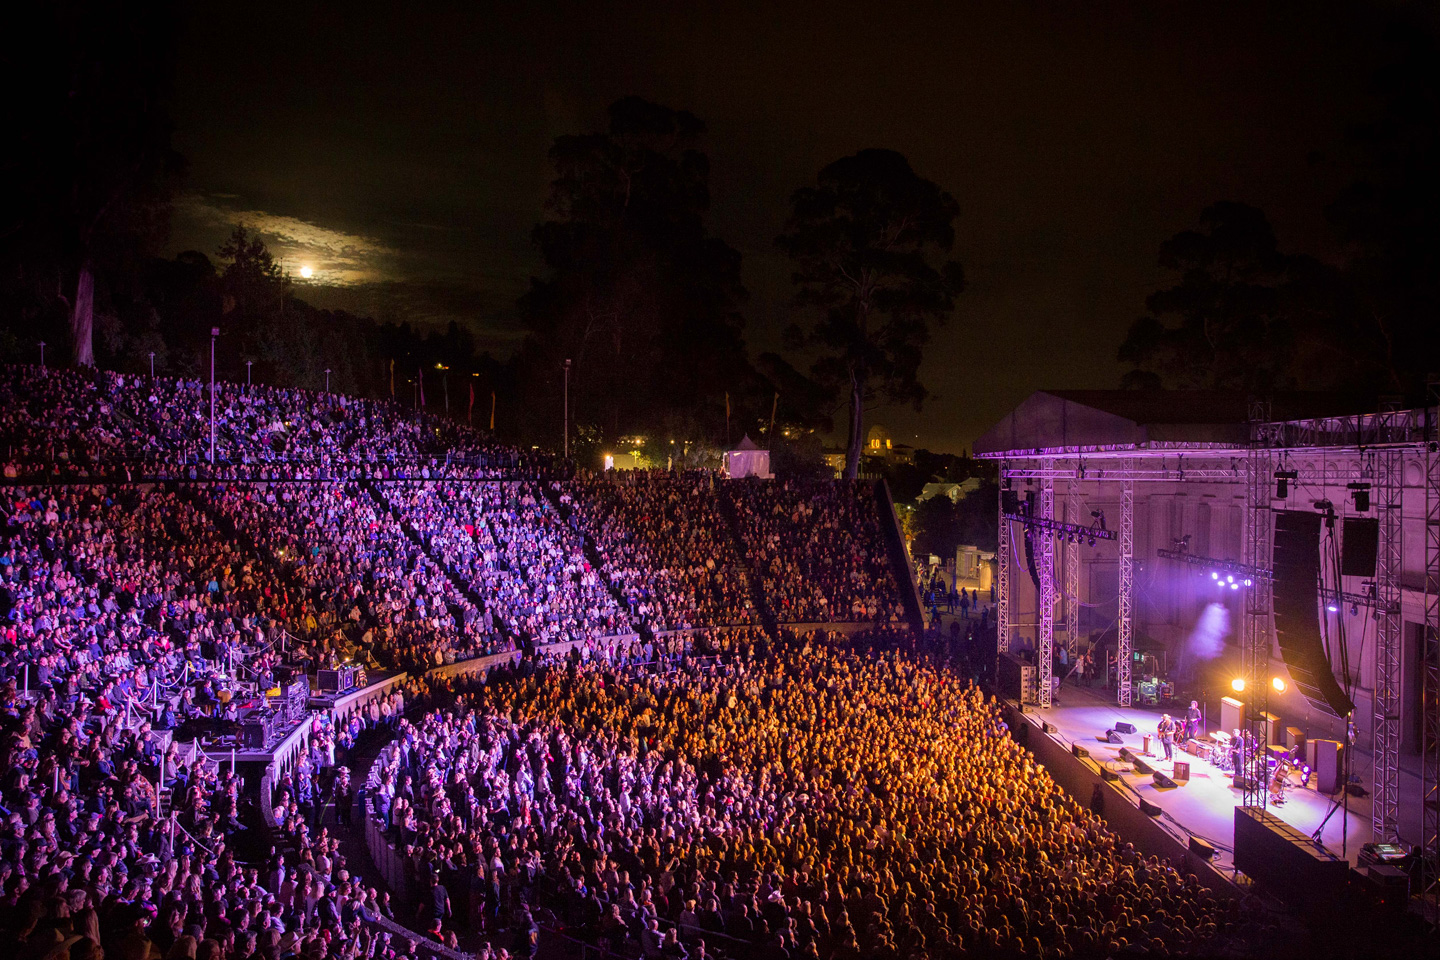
[1155,547,1399,614]
[1003,510,1115,546]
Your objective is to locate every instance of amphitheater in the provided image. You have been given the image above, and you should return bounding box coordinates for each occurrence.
[0,365,1429,960]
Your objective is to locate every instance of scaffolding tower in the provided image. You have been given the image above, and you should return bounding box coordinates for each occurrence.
[1118,463,1135,708]
[1037,469,1056,707]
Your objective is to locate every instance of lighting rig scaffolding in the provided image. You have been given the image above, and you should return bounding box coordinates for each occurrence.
[1374,444,1404,842]
[1244,403,1274,810]
[1119,463,1135,708]
[1067,478,1082,651]
[1424,378,1440,917]
[997,469,1010,657]
[1038,470,1057,707]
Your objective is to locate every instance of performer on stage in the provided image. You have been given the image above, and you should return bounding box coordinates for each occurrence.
[1158,714,1176,761]
[1186,700,1202,739]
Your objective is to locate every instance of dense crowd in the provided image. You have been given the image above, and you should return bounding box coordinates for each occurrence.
[0,485,289,724]
[0,669,472,960]
[0,366,542,479]
[725,480,905,624]
[199,482,507,673]
[563,475,759,632]
[367,635,1255,960]
[380,482,630,649]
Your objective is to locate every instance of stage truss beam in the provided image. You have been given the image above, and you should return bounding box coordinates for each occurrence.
[1118,462,1135,708]
[1423,386,1440,912]
[1038,468,1056,708]
[1067,477,1082,650]
[1373,447,1403,843]
[1243,417,1273,810]
[997,465,1011,662]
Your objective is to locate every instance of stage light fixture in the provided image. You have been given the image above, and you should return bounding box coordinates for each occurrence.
[1231,678,1245,693]
[1243,579,1253,586]
[1274,469,1297,498]
[1327,604,1339,613]
[1226,575,1234,584]
[1350,603,1358,616]
[1230,582,1240,590]
[1211,571,1219,580]
[1348,482,1371,512]
[1271,677,1287,693]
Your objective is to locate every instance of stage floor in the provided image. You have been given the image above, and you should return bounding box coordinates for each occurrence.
[1027,684,1422,868]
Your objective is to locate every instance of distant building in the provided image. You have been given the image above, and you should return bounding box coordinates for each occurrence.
[918,478,982,503]
[866,425,914,464]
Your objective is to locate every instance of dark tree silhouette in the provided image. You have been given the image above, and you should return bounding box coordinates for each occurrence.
[3,1,183,367]
[778,150,964,479]
[515,97,753,446]
[1117,202,1294,391]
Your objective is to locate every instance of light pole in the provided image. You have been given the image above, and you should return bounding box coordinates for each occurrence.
[325,368,331,393]
[149,352,155,377]
[563,359,571,460]
[209,327,219,465]
[246,360,253,386]
[437,364,449,413]
[38,341,46,371]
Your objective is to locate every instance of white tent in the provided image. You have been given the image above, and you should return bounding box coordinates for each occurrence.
[724,435,772,479]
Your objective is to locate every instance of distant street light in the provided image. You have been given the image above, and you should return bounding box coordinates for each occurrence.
[563,359,572,460]
[209,327,220,465]
[149,352,155,378]
[38,341,46,371]
[325,368,332,393]
[246,360,253,385]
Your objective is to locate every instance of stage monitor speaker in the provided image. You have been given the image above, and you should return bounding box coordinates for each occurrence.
[1153,771,1178,789]
[1104,729,1124,744]
[1002,490,1019,514]
[1114,721,1138,735]
[1286,726,1306,751]
[1072,743,1090,759]
[1118,747,1134,762]
[1188,836,1216,860]
[1341,517,1379,578]
[1042,721,1057,734]
[1101,767,1121,782]
[1233,775,1259,791]
[1139,799,1163,817]
[1133,757,1155,775]
[1173,761,1191,782]
[1234,808,1347,909]
[1272,510,1354,717]
[1313,740,1345,794]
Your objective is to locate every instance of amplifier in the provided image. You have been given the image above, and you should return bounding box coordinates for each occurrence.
[286,678,311,704]
[318,665,358,694]
[240,719,268,749]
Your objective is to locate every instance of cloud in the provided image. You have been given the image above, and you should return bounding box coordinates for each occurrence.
[174,194,398,286]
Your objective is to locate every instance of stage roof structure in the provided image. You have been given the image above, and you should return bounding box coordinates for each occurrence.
[974,390,1370,458]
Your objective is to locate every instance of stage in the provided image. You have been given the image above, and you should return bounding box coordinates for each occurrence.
[1022,683,1424,870]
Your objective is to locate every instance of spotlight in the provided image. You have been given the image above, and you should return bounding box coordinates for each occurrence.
[1211,571,1219,580]
[1231,678,1245,693]
[1350,603,1358,616]
[1230,582,1240,590]
[1243,579,1253,586]
[1327,604,1339,613]
[1274,469,1297,499]
[1226,575,1234,584]
[1272,677,1287,693]
[1348,482,1371,512]
[1301,765,1313,787]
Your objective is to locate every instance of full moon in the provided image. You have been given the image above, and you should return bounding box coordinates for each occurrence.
[299,265,314,279]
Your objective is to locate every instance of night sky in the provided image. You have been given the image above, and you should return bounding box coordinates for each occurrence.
[168,1,1394,452]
